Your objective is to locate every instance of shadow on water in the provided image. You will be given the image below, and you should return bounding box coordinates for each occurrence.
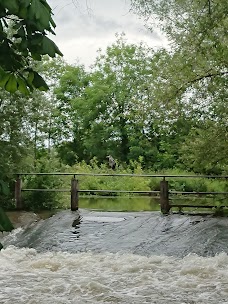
[71,215,82,238]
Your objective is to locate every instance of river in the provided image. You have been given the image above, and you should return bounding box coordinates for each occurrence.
[0,199,228,303]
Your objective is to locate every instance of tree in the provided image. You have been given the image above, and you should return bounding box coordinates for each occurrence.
[0,56,66,176]
[0,0,62,94]
[54,35,166,166]
[88,35,158,164]
[180,121,228,174]
[0,56,66,208]
[131,0,227,101]
[131,0,228,173]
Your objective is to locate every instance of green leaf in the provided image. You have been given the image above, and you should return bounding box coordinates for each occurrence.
[0,20,3,33]
[30,33,43,46]
[37,4,50,29]
[28,0,36,20]
[40,0,52,12]
[18,7,28,19]
[0,7,7,18]
[54,43,63,57]
[28,0,51,30]
[19,39,28,51]
[17,76,29,95]
[31,53,42,61]
[2,0,19,14]
[32,71,49,91]
[19,0,31,8]
[17,26,26,37]
[0,72,10,88]
[5,74,18,93]
[41,36,55,57]
[0,180,10,195]
[41,36,63,57]
[50,16,56,28]
[0,207,14,232]
[27,71,34,85]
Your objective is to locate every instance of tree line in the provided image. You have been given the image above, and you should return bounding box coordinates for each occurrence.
[0,0,227,208]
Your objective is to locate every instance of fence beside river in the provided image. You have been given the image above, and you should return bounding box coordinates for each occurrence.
[14,173,228,214]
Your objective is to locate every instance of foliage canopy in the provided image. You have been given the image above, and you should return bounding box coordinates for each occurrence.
[0,0,62,94]
[130,0,228,99]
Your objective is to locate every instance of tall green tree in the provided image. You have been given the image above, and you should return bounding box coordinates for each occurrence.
[0,56,66,174]
[54,35,169,167]
[180,121,228,174]
[131,0,228,172]
[87,35,159,164]
[131,0,227,105]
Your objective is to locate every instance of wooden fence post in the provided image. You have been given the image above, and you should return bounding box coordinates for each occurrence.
[15,175,22,210]
[71,177,79,211]
[160,178,170,214]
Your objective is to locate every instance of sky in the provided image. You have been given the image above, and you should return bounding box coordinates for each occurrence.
[48,0,168,69]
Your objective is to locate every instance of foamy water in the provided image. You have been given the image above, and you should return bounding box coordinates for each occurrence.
[0,246,228,304]
[1,210,228,303]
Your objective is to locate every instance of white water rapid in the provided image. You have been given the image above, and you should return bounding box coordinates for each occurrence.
[0,210,227,303]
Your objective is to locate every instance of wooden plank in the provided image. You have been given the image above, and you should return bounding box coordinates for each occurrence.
[71,178,79,211]
[160,180,170,214]
[15,176,22,210]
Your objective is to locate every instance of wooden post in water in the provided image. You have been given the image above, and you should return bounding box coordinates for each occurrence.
[160,178,170,214]
[15,175,22,210]
[71,177,79,211]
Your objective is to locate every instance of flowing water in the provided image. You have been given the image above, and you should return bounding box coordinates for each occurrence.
[0,197,228,304]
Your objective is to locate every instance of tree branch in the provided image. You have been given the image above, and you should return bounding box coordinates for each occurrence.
[174,70,228,98]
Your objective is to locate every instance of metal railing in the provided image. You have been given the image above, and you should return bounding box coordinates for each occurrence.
[14,173,228,214]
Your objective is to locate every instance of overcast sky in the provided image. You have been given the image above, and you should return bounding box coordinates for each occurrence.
[48,0,167,68]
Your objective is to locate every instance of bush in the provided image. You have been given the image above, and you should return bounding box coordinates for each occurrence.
[22,156,64,211]
[0,176,15,210]
[17,160,228,210]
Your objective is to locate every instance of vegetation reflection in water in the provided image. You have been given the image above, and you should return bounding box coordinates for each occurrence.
[78,196,161,212]
[75,196,228,214]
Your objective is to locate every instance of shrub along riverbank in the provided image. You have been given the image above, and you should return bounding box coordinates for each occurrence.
[16,160,228,211]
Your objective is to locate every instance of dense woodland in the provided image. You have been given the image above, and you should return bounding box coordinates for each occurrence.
[0,0,227,209]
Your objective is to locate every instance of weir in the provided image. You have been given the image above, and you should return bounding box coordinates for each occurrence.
[14,173,228,214]
[1,209,228,303]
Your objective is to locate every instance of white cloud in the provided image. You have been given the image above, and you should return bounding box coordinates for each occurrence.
[48,0,168,68]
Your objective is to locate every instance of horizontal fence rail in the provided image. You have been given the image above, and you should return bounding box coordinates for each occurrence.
[16,172,228,178]
[170,204,226,209]
[14,172,228,214]
[21,189,160,194]
[170,191,228,195]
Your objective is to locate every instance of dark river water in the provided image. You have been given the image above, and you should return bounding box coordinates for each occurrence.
[0,199,228,303]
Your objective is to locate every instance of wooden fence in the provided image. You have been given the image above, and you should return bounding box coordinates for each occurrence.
[14,173,228,214]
